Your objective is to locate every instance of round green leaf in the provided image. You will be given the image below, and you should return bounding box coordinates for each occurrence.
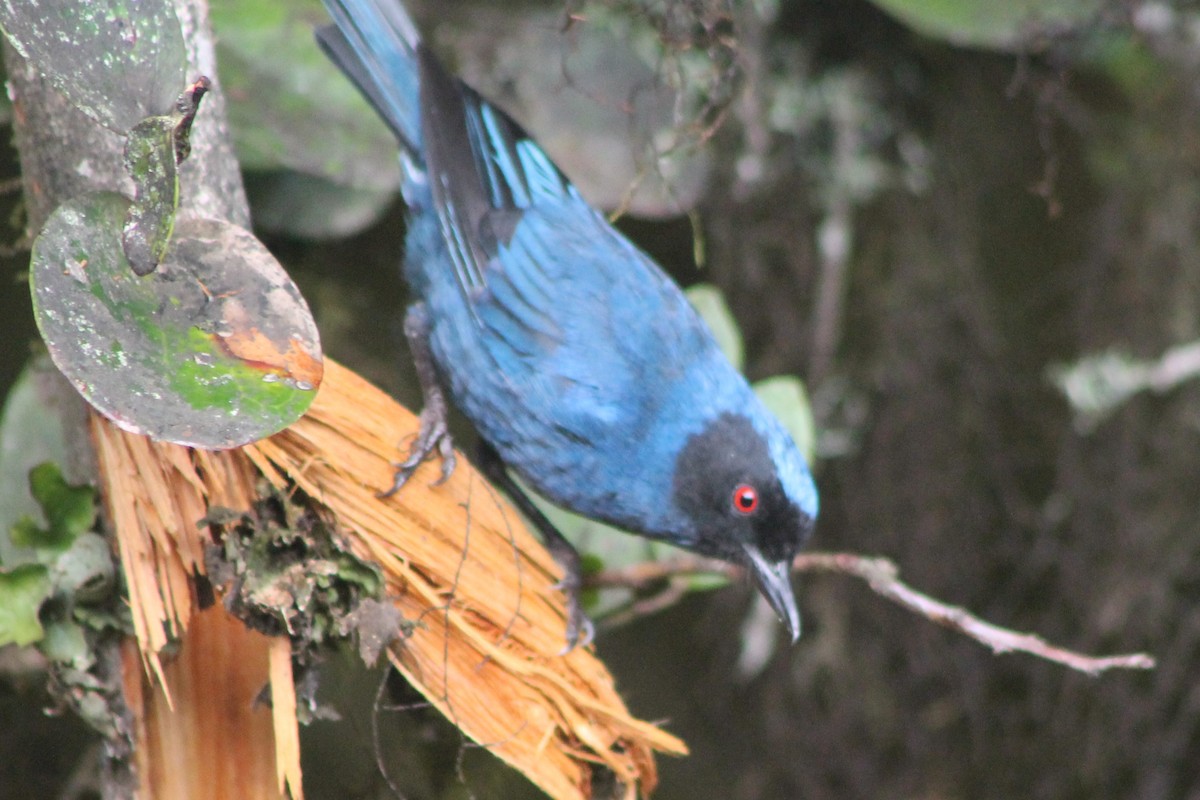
[0,0,187,131]
[31,192,323,449]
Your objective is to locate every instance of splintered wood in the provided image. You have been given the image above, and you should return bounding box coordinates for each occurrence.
[94,358,686,800]
[91,415,298,800]
[120,606,287,800]
[246,360,687,799]
[90,415,259,691]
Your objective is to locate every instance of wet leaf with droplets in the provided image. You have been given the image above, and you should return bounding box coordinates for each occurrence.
[30,192,323,448]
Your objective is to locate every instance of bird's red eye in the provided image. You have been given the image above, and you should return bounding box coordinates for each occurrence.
[732,484,759,515]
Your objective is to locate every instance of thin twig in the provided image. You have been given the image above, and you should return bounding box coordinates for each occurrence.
[598,577,690,632]
[586,551,1156,676]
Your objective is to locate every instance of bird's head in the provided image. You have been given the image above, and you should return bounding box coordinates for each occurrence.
[670,412,817,641]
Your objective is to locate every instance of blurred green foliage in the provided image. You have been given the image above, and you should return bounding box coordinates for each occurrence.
[864,0,1105,50]
[0,462,100,647]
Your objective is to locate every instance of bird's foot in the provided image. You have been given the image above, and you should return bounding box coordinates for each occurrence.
[554,571,596,655]
[379,301,457,498]
[379,403,456,498]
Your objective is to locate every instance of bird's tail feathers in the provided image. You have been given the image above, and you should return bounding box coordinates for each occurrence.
[317,0,424,155]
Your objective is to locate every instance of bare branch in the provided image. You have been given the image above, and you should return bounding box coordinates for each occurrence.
[586,551,1156,676]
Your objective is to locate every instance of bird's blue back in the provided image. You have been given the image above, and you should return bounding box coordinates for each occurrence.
[318,0,818,547]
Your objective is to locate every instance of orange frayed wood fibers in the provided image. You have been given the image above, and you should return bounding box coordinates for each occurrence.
[91,415,300,798]
[269,634,304,800]
[90,415,257,691]
[93,358,685,800]
[246,359,687,799]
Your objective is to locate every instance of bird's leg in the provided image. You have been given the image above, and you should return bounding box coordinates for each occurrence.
[475,441,595,652]
[379,302,457,498]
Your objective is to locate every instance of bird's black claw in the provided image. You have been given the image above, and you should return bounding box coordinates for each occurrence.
[378,405,455,498]
[558,591,596,655]
[380,302,457,498]
[552,570,595,653]
[432,432,456,486]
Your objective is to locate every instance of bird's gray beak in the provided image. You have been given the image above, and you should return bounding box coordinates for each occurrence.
[742,544,801,642]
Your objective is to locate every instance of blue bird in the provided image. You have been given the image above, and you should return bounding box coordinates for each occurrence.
[317,0,818,648]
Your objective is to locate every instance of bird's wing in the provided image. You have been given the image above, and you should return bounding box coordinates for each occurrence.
[418,48,714,439]
[417,46,570,302]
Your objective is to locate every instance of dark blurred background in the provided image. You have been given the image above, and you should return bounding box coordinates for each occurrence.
[5,0,1200,798]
